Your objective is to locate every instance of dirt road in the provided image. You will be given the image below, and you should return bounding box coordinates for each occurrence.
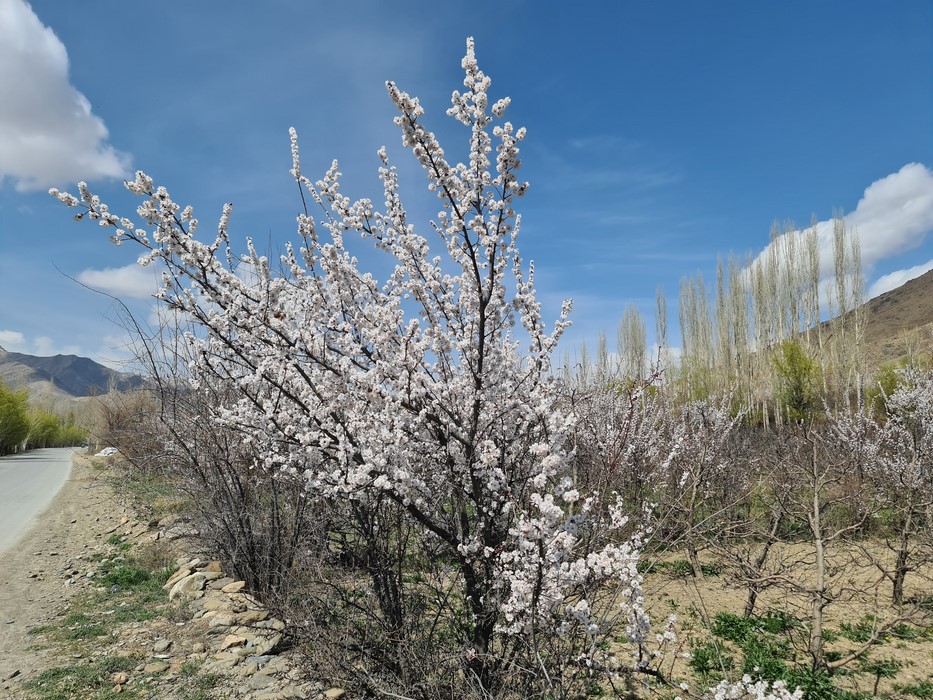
[0,448,75,553]
[0,452,130,694]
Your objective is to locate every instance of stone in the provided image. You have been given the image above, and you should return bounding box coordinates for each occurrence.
[202,596,231,612]
[220,633,247,650]
[238,661,261,676]
[245,654,274,668]
[262,656,290,674]
[111,671,129,685]
[254,687,306,700]
[168,572,207,601]
[221,580,246,593]
[207,613,237,629]
[250,673,276,689]
[254,632,282,656]
[235,609,269,624]
[208,651,242,669]
[143,661,170,674]
[162,567,192,591]
[152,639,172,652]
[323,689,346,699]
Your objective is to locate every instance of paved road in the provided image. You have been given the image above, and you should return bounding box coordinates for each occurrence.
[0,448,75,553]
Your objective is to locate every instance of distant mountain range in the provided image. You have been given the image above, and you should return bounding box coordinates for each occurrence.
[0,348,146,399]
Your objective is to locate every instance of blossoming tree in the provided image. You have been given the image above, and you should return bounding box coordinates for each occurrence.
[53,38,812,700]
[53,39,655,697]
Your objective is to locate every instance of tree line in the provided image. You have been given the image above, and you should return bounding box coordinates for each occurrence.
[0,380,87,455]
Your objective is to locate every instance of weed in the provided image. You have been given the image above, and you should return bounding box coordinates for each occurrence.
[784,666,836,700]
[890,623,922,641]
[840,616,882,645]
[757,610,797,635]
[24,655,138,700]
[712,612,756,643]
[897,681,933,699]
[101,564,150,589]
[688,641,734,678]
[740,634,788,680]
[180,659,201,676]
[856,656,904,696]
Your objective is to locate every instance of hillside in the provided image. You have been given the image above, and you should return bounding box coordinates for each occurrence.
[0,347,146,398]
[861,268,933,367]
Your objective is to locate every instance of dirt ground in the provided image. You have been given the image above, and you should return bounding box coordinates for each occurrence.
[0,453,132,696]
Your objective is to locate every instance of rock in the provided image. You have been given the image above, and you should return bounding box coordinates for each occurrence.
[221,580,246,593]
[152,639,172,652]
[220,633,247,650]
[322,689,346,700]
[111,671,129,685]
[162,567,192,591]
[202,596,231,612]
[143,661,170,674]
[208,577,236,590]
[191,642,206,653]
[168,572,207,601]
[239,661,261,676]
[263,656,291,676]
[255,686,307,700]
[207,651,242,669]
[245,654,274,668]
[235,609,269,624]
[254,632,282,656]
[207,613,237,629]
[250,673,276,689]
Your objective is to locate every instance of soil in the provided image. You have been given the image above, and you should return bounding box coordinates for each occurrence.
[0,453,132,696]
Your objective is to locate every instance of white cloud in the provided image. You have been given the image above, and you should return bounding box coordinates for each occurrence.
[0,330,80,356]
[0,0,130,191]
[749,163,933,295]
[0,329,27,352]
[77,263,159,299]
[848,163,933,268]
[33,335,80,357]
[868,258,933,298]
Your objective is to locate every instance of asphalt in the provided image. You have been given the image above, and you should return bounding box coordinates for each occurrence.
[0,447,75,553]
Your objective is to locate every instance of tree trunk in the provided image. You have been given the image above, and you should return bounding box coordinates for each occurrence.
[809,446,826,670]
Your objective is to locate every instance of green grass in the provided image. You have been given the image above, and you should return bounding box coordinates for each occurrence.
[897,681,933,699]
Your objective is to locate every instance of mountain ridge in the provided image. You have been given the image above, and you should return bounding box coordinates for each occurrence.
[0,348,146,398]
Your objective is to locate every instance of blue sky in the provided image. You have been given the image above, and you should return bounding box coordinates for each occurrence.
[1,0,932,367]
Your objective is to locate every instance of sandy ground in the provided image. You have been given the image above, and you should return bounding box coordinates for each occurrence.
[0,453,130,696]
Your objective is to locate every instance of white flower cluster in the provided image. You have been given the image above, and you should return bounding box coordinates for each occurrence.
[705,675,803,700]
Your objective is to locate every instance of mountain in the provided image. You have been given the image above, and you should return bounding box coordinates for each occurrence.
[0,348,146,398]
